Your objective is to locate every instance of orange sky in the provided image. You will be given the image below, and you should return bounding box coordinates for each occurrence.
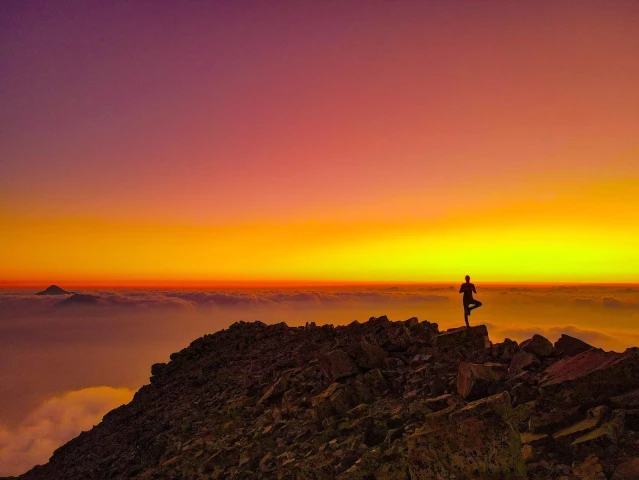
[1,1,638,285]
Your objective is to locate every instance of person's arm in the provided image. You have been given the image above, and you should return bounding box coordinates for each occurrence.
[459,284,464,293]
[472,284,477,294]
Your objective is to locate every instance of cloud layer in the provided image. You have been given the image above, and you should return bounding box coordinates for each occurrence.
[1,284,638,475]
[0,387,134,476]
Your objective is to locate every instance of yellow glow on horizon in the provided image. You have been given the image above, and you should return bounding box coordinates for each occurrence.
[2,178,637,285]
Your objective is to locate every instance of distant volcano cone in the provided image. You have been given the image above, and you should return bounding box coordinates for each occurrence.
[35,285,70,295]
[57,293,100,306]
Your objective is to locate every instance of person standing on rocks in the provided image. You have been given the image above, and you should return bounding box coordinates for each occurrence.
[459,275,482,326]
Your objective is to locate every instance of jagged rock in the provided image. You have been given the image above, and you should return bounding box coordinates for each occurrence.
[492,338,520,361]
[320,349,359,381]
[610,388,639,409]
[622,408,639,430]
[521,334,554,358]
[408,392,526,479]
[570,411,625,460]
[521,443,535,463]
[351,341,387,369]
[361,368,387,395]
[528,407,579,434]
[150,362,167,378]
[512,401,537,427]
[312,382,343,420]
[521,431,551,448]
[456,362,508,400]
[15,318,639,480]
[259,451,277,473]
[509,351,540,375]
[434,324,491,350]
[409,354,432,367]
[422,394,454,412]
[542,349,639,403]
[554,334,594,357]
[409,319,440,341]
[509,380,538,406]
[552,405,609,448]
[612,457,639,480]
[572,455,606,480]
[258,374,289,405]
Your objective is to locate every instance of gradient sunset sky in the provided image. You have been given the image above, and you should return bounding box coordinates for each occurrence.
[1,1,638,285]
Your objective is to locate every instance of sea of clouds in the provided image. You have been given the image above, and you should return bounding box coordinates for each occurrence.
[1,284,638,475]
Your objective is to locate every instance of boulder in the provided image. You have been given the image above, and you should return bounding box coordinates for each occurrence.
[541,349,639,403]
[403,317,419,328]
[520,431,550,448]
[508,351,540,375]
[572,455,607,480]
[407,392,526,479]
[320,349,359,381]
[258,374,289,405]
[150,363,167,382]
[570,411,625,460]
[520,334,554,358]
[528,407,580,434]
[610,387,639,409]
[492,338,520,362]
[422,394,455,412]
[520,443,534,463]
[352,341,387,369]
[362,368,387,395]
[612,458,639,480]
[554,334,594,357]
[434,325,491,351]
[259,451,277,473]
[409,354,432,367]
[457,362,508,400]
[552,406,609,448]
[410,320,440,341]
[311,383,344,421]
[622,408,639,430]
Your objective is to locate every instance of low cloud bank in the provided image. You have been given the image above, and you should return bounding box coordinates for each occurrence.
[0,386,135,476]
[0,284,638,475]
[0,287,451,314]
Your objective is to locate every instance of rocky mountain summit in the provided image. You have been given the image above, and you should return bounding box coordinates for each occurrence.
[15,317,639,479]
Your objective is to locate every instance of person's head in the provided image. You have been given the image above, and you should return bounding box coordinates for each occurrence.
[465,275,470,282]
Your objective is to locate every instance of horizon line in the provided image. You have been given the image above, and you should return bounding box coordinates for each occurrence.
[2,280,639,290]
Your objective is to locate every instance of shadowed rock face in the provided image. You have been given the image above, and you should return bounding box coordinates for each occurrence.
[408,392,526,479]
[35,285,70,295]
[553,334,594,357]
[14,318,639,480]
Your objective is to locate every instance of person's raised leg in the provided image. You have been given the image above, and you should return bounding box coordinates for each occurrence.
[469,300,483,311]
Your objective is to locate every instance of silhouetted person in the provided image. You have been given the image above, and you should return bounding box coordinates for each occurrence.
[459,275,482,326]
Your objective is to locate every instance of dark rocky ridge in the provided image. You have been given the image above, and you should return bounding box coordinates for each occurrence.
[12,317,639,479]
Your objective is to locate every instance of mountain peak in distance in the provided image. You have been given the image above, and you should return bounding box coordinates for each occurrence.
[35,285,71,295]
